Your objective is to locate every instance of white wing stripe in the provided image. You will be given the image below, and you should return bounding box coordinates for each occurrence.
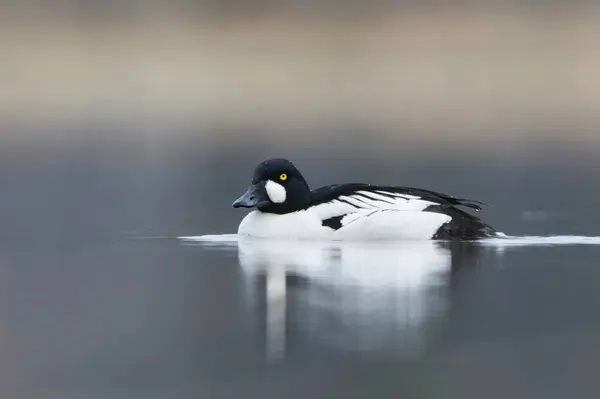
[338,195,374,209]
[356,191,397,204]
[311,189,442,222]
[349,194,396,209]
[375,190,421,200]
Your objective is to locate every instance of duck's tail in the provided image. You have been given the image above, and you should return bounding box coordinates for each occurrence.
[428,205,500,240]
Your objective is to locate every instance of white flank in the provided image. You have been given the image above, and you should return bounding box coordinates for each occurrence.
[334,210,451,240]
[265,180,287,204]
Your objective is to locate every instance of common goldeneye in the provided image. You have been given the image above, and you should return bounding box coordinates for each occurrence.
[232,158,501,241]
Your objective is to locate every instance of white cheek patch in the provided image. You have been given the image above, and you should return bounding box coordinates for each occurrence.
[265,180,287,204]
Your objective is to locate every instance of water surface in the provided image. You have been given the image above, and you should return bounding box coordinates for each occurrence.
[1,140,600,399]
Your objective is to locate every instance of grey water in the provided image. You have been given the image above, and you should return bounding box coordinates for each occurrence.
[1,134,600,399]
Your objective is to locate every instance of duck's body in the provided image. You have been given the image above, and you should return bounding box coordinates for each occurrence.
[233,159,501,241]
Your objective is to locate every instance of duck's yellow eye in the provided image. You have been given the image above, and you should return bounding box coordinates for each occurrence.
[279,173,288,181]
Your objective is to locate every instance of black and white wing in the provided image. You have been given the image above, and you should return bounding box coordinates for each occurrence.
[311,184,485,212]
[309,183,493,238]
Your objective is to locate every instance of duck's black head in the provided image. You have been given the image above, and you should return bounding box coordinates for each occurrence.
[232,158,311,214]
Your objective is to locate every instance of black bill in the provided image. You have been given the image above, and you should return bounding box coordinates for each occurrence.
[232,182,270,208]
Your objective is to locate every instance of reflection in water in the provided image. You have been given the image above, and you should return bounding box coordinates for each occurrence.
[235,237,484,361]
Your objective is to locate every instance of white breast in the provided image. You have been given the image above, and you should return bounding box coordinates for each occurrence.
[237,210,334,240]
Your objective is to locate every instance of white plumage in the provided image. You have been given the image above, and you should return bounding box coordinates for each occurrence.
[237,190,452,241]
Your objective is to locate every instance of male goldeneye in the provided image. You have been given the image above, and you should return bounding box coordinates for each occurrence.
[232,158,501,241]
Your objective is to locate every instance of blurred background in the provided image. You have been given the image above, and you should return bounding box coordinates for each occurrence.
[2,2,600,399]
[2,1,600,146]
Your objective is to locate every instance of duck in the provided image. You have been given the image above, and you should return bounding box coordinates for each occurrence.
[232,158,502,241]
